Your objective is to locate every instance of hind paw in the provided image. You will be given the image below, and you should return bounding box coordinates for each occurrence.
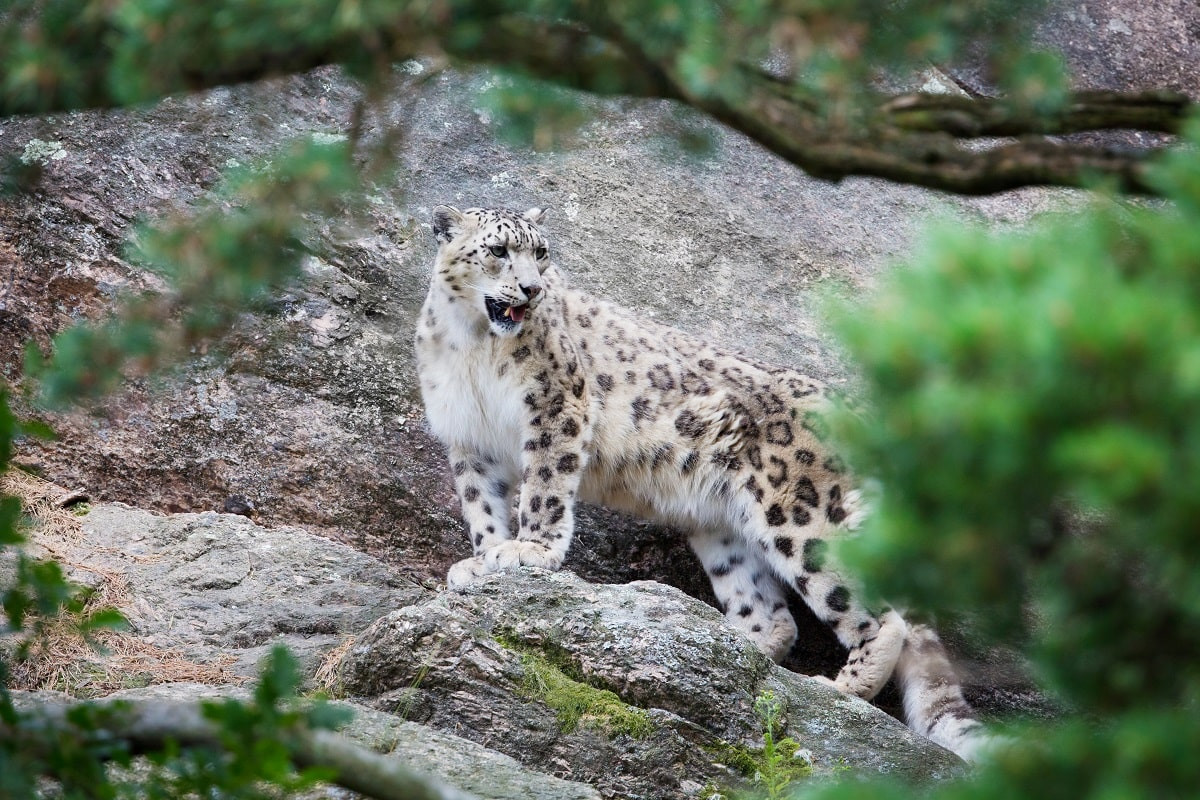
[833,610,907,700]
[741,612,799,663]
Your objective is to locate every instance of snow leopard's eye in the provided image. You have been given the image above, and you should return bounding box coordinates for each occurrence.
[488,244,507,258]
[535,247,547,259]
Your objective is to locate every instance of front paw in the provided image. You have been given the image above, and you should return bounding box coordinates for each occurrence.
[446,555,490,590]
[482,540,564,572]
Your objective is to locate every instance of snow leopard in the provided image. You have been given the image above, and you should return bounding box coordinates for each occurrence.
[414,205,987,760]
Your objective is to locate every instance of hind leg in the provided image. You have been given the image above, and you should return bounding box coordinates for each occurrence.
[784,548,906,700]
[738,468,904,699]
[747,512,904,699]
[689,527,798,662]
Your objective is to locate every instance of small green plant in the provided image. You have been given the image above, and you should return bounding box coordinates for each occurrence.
[750,692,812,800]
[703,691,813,800]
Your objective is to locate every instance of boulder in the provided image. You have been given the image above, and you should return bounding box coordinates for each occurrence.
[332,570,965,799]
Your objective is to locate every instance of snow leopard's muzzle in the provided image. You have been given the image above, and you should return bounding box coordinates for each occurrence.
[485,285,542,332]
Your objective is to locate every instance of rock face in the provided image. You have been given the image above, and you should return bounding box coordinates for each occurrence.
[1,8,1194,583]
[24,503,958,799]
[2,60,948,707]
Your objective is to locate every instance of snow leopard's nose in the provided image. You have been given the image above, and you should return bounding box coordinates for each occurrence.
[521,284,542,301]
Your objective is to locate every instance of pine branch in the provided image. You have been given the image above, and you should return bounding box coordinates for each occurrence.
[0,1,1192,195]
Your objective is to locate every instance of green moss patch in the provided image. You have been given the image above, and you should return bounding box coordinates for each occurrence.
[497,635,652,739]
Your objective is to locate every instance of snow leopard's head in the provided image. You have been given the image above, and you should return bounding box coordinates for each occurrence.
[431,205,550,337]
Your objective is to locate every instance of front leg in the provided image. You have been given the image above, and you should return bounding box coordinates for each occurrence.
[450,446,515,554]
[445,446,517,589]
[483,405,588,573]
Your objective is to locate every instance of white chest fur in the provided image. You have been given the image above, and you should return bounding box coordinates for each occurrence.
[417,328,526,460]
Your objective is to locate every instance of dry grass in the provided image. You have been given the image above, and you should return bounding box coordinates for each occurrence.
[2,469,244,696]
[2,467,88,549]
[313,635,356,698]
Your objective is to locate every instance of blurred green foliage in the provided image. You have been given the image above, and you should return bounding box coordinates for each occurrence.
[806,119,1200,798]
[0,1,1050,105]
[2,634,347,799]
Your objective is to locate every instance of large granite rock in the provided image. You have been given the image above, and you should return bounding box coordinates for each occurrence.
[332,570,964,800]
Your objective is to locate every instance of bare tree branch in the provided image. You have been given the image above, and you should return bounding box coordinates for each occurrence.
[694,84,1162,194]
[11,698,481,800]
[465,12,1182,194]
[880,90,1190,137]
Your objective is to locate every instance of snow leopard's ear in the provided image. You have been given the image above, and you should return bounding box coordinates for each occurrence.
[523,207,548,226]
[432,205,466,244]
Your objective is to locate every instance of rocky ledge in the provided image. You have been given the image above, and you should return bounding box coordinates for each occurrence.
[18,502,962,799]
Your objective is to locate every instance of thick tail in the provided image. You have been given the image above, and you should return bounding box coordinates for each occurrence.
[895,624,995,762]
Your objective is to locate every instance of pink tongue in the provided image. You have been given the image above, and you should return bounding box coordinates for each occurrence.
[510,305,527,322]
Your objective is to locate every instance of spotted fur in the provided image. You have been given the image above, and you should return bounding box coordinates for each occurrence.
[415,205,988,760]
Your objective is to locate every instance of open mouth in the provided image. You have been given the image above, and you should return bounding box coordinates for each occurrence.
[485,296,529,329]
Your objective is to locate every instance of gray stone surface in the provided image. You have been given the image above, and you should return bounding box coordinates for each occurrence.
[334,570,965,799]
[65,503,427,677]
